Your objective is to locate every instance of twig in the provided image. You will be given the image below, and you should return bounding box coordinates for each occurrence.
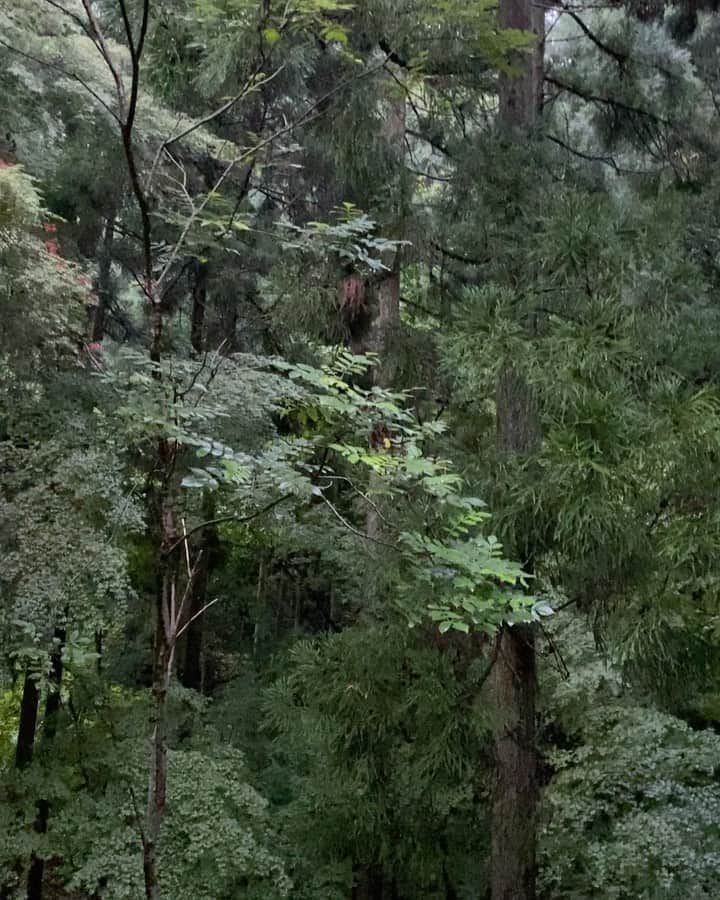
[176,596,221,639]
[80,0,127,115]
[0,38,119,123]
[162,494,293,556]
[318,493,398,550]
[559,7,627,68]
[545,74,671,125]
[181,518,192,579]
[156,56,391,287]
[539,621,570,679]
[319,475,393,528]
[164,64,286,150]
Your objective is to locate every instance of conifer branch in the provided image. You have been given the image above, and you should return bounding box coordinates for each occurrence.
[544,74,671,125]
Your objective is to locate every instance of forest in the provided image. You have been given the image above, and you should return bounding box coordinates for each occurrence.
[2,0,720,898]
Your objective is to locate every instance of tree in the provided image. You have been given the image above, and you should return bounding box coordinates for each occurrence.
[488,0,545,896]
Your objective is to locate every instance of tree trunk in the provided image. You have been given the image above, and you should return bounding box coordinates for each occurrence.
[143,506,178,900]
[89,213,115,343]
[365,90,405,538]
[352,866,385,900]
[26,628,66,900]
[2,670,40,900]
[367,91,405,389]
[490,375,540,900]
[15,671,40,770]
[498,0,544,129]
[489,623,537,900]
[490,1,544,894]
[190,260,208,354]
[179,495,218,692]
[180,584,205,692]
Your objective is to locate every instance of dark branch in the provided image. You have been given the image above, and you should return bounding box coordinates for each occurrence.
[162,495,293,556]
[0,38,120,123]
[545,74,671,125]
[546,133,651,174]
[406,128,452,158]
[560,7,627,68]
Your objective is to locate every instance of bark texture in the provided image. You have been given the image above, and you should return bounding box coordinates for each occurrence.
[490,0,544,895]
[489,623,537,900]
[490,367,540,900]
[498,0,544,128]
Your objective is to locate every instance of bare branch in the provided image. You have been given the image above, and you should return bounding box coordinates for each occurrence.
[162,494,293,556]
[118,0,137,58]
[0,37,120,123]
[181,519,193,580]
[546,133,651,174]
[318,493,398,551]
[559,6,627,67]
[80,0,127,115]
[164,64,286,151]
[41,0,95,39]
[176,596,221,640]
[319,475,394,529]
[545,74,671,125]
[121,0,150,135]
[157,56,390,286]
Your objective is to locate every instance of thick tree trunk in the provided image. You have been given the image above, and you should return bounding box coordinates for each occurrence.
[489,623,537,900]
[496,367,541,461]
[498,0,544,128]
[491,0,544,892]
[491,375,540,900]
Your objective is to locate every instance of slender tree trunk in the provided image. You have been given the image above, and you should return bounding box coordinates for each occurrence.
[15,671,40,770]
[368,91,405,388]
[489,2,544,897]
[365,90,405,539]
[26,628,66,900]
[89,213,115,343]
[254,558,266,655]
[143,500,178,900]
[190,260,208,355]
